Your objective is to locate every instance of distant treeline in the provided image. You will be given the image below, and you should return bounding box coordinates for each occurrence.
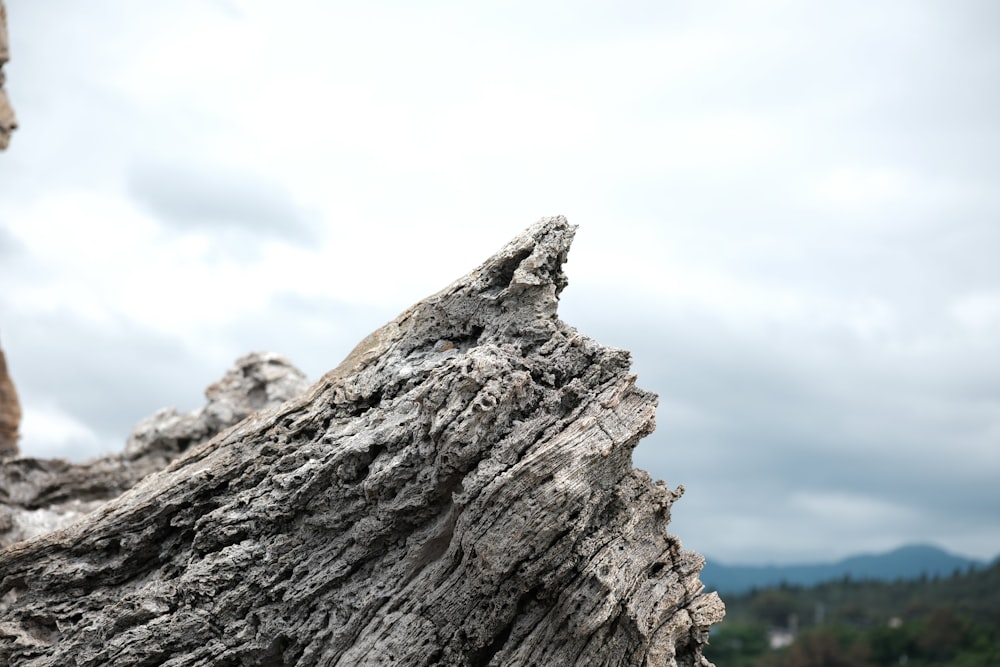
[705,559,1000,667]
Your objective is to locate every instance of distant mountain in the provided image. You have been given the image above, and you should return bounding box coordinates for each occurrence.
[702,544,986,594]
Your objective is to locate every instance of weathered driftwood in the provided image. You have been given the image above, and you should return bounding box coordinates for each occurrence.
[0,352,309,549]
[0,0,15,149]
[0,217,724,666]
[0,341,20,458]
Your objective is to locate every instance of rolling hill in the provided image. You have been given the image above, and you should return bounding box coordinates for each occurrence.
[701,544,987,594]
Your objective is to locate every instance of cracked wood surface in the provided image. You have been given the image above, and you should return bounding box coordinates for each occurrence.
[0,342,20,458]
[0,217,724,666]
[0,352,309,549]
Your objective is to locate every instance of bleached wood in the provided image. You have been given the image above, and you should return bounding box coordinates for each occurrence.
[0,217,723,666]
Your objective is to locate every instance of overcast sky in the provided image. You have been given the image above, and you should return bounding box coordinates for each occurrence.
[1,0,998,566]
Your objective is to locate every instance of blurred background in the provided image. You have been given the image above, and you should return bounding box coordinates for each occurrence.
[1,0,998,581]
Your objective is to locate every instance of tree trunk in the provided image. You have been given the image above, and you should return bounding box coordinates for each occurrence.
[0,217,724,666]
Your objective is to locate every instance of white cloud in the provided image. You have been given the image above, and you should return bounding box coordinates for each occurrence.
[2,0,1000,565]
[811,166,909,210]
[19,402,104,460]
[952,292,1000,336]
[791,491,918,525]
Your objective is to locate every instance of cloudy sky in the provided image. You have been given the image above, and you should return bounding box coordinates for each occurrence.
[1,0,998,566]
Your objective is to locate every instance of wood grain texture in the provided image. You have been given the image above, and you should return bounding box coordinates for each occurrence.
[0,217,724,666]
[0,342,20,458]
[0,352,309,549]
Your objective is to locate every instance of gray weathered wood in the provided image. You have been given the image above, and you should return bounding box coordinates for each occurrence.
[0,341,20,457]
[0,217,724,666]
[0,352,309,549]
